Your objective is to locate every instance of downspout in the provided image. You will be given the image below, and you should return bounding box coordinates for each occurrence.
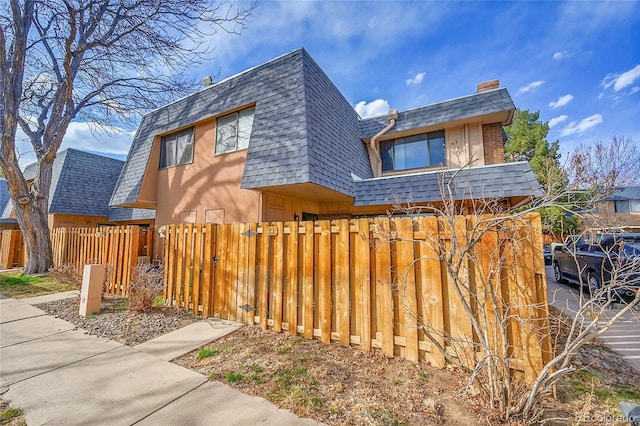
[369,109,398,177]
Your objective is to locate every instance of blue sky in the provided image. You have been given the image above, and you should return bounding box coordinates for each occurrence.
[27,0,639,167]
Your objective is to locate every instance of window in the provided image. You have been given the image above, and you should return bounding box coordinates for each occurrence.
[380,130,445,172]
[160,127,194,168]
[215,106,255,155]
[615,199,640,213]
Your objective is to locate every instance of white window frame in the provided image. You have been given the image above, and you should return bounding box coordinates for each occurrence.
[215,106,255,155]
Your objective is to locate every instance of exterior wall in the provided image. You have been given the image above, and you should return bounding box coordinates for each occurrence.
[482,123,505,165]
[447,124,485,168]
[262,192,320,222]
[50,214,110,228]
[154,117,262,228]
[589,201,640,229]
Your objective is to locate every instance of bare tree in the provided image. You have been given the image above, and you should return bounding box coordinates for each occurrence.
[0,0,254,274]
[566,136,640,191]
[384,162,639,423]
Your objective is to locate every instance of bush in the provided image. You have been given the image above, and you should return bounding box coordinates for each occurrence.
[127,264,164,312]
[48,263,83,287]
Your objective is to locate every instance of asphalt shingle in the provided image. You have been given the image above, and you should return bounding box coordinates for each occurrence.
[353,162,542,206]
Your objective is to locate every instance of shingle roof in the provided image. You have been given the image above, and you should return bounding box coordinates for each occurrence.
[111,48,374,206]
[358,88,515,139]
[0,179,18,224]
[605,186,640,201]
[353,162,542,206]
[108,207,155,222]
[2,149,155,220]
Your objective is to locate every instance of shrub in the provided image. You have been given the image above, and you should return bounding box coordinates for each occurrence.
[127,264,164,312]
[48,263,83,287]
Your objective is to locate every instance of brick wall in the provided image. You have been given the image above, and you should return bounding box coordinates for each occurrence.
[482,123,505,165]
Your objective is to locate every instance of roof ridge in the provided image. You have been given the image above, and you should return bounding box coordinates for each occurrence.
[359,87,508,122]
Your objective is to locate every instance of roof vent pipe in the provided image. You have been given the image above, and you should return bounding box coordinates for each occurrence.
[370,109,398,177]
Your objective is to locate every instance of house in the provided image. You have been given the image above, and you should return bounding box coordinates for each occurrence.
[110,48,541,256]
[0,179,19,232]
[2,148,155,230]
[597,186,640,230]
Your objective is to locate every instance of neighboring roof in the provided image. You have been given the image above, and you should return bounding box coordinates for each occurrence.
[108,207,155,222]
[359,88,515,139]
[605,186,640,201]
[353,162,542,206]
[1,149,155,221]
[111,47,373,207]
[0,179,18,224]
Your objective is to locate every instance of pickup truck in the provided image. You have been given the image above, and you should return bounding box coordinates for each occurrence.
[552,233,640,302]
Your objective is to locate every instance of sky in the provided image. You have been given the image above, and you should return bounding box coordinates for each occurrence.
[17,0,640,168]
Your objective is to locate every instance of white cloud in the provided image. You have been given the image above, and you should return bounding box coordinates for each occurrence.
[559,114,603,137]
[15,121,133,168]
[630,87,640,95]
[549,94,574,109]
[553,51,569,60]
[406,72,426,86]
[518,80,545,94]
[602,64,640,92]
[548,115,568,128]
[354,99,390,119]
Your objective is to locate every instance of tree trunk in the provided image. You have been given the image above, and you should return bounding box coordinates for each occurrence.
[16,202,53,274]
[2,158,54,275]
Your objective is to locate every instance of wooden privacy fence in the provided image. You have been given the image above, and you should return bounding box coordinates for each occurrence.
[163,215,552,381]
[0,230,25,269]
[51,226,141,294]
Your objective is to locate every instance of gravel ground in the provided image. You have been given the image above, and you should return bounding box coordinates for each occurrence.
[35,296,197,345]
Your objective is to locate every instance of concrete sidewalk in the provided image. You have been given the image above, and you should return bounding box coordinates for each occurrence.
[0,293,320,425]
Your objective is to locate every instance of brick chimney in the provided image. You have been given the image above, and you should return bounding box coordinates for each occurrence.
[477,79,499,93]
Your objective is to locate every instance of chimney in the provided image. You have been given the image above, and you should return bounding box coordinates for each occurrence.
[477,79,499,93]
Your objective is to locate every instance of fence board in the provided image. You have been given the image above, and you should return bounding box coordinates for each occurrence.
[336,220,350,346]
[285,221,298,335]
[317,221,332,344]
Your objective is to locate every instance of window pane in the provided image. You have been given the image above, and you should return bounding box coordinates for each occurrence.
[237,107,255,150]
[380,140,394,172]
[615,200,630,213]
[216,113,238,154]
[165,139,177,167]
[394,138,406,170]
[176,131,193,165]
[630,199,640,212]
[428,132,445,166]
[403,135,428,169]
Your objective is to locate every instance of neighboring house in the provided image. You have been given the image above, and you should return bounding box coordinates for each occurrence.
[598,186,640,230]
[0,179,19,232]
[111,48,541,244]
[2,149,155,230]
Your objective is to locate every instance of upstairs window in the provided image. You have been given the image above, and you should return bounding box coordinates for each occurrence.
[380,130,445,172]
[160,127,194,168]
[215,106,255,155]
[615,199,640,213]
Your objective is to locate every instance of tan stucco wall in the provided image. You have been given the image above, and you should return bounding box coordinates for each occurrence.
[154,118,262,228]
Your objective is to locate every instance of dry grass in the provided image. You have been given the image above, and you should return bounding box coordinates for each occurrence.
[174,312,640,425]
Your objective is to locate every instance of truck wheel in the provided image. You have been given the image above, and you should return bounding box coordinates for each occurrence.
[553,262,565,284]
[587,271,601,298]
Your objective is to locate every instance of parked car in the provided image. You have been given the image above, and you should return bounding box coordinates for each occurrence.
[543,244,552,265]
[552,233,640,302]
